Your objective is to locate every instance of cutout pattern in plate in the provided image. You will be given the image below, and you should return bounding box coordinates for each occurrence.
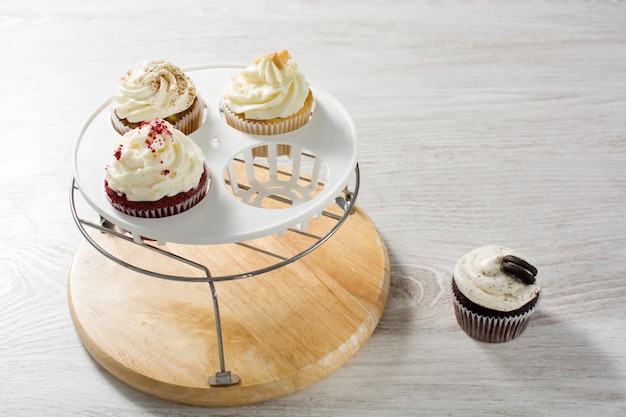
[224,145,327,210]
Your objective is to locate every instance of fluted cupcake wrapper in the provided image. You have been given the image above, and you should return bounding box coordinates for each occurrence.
[107,168,209,219]
[452,289,540,343]
[111,96,205,136]
[110,184,206,218]
[222,106,312,136]
[172,96,205,135]
[220,92,314,158]
[221,93,313,136]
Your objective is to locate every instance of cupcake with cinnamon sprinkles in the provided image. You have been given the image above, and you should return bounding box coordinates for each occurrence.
[104,119,209,218]
[110,60,204,135]
[451,245,541,343]
[222,50,314,157]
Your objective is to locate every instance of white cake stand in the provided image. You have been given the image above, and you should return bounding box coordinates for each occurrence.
[72,65,358,245]
[68,66,389,406]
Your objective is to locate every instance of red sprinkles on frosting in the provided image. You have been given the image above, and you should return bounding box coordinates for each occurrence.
[113,144,123,160]
[141,118,172,140]
[161,169,170,176]
[137,119,173,155]
[112,119,175,163]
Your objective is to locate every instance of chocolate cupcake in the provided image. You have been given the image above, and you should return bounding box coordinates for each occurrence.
[451,245,541,343]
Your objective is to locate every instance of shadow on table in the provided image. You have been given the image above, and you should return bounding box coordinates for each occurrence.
[480,309,625,404]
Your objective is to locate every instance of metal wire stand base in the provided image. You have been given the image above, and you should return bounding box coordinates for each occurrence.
[70,165,359,387]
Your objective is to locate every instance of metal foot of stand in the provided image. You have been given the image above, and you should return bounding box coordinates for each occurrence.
[208,372,241,386]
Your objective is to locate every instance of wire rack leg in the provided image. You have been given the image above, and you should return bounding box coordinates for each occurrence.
[206,281,240,386]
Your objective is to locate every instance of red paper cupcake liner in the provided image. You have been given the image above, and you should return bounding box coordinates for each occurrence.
[105,166,209,219]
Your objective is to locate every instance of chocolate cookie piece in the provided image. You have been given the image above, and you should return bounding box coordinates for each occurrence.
[502,255,537,285]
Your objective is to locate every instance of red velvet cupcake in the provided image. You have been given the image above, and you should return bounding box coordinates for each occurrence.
[104,119,209,218]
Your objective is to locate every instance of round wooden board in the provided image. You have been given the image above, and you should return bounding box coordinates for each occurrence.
[68,206,389,406]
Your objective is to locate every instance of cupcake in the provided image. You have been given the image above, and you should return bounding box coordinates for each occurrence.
[104,119,209,218]
[451,245,541,343]
[110,60,204,135]
[222,50,314,157]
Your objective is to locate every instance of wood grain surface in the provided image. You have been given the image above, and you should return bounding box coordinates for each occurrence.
[1,1,625,416]
[67,205,389,406]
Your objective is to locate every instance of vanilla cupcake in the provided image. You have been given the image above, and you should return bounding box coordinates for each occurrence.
[451,245,541,343]
[110,61,204,135]
[222,50,314,157]
[104,119,209,218]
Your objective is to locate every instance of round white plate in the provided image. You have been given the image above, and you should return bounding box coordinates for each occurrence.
[72,65,358,245]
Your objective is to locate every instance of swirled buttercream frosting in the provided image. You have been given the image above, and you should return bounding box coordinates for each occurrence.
[224,50,310,120]
[105,119,205,202]
[453,245,541,312]
[111,61,197,123]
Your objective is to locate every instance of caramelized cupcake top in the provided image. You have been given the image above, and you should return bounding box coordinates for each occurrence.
[224,50,310,120]
[105,119,205,202]
[453,245,541,312]
[112,61,197,123]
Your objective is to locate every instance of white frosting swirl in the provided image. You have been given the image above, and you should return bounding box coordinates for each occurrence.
[105,119,205,202]
[224,50,310,120]
[454,245,541,312]
[111,61,197,123]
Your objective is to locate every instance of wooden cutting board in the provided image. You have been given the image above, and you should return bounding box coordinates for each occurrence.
[68,205,389,406]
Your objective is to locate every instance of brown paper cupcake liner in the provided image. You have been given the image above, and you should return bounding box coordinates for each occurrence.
[452,284,540,343]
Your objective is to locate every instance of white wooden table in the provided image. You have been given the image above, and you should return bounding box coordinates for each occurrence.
[1,1,625,415]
